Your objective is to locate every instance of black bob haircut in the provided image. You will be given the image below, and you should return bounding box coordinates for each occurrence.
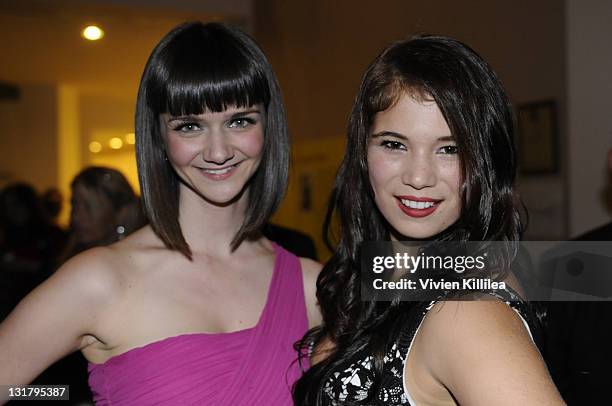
[135,22,289,259]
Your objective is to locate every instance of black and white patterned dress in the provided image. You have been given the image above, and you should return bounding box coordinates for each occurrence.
[321,290,541,405]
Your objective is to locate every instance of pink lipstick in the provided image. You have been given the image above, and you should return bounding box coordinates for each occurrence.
[198,162,240,181]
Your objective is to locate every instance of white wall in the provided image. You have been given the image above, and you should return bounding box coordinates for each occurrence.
[567,0,612,236]
[0,83,58,192]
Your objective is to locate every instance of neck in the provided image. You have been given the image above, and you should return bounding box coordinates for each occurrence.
[389,234,423,256]
[177,184,251,257]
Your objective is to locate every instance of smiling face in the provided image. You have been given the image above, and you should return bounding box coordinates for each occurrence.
[160,105,265,206]
[367,92,462,239]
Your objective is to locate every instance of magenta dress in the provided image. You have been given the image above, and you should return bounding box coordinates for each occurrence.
[88,243,309,405]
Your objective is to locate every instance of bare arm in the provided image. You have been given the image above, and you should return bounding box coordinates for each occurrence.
[410,300,565,406]
[0,247,118,389]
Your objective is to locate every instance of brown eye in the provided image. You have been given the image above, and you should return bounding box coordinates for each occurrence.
[173,122,201,132]
[438,145,458,154]
[228,117,255,129]
[381,140,406,151]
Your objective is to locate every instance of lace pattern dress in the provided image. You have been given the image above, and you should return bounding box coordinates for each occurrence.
[321,289,541,405]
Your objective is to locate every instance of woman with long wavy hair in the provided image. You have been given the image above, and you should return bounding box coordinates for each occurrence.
[293,35,564,405]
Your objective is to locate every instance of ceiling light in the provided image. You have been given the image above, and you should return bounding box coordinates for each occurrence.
[109,137,123,149]
[89,141,102,153]
[82,25,104,41]
[125,133,136,145]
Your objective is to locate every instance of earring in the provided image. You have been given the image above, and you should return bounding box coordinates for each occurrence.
[116,225,126,240]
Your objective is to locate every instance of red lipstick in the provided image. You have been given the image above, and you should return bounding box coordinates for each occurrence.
[396,195,441,218]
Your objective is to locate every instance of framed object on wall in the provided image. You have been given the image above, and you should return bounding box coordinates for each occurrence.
[517,100,558,175]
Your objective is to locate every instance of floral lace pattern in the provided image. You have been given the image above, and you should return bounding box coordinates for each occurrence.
[321,290,538,405]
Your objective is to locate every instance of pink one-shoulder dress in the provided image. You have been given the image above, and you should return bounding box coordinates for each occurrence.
[88,243,308,405]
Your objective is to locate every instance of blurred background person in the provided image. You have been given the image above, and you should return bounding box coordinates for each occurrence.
[0,183,66,276]
[543,147,612,406]
[0,183,67,322]
[60,166,146,262]
[41,187,65,229]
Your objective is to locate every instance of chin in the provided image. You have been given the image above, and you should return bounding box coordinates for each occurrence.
[391,217,461,240]
[384,213,450,240]
[198,185,249,206]
[182,173,241,198]
[394,227,443,240]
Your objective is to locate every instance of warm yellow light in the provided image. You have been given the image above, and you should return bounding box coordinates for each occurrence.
[125,133,136,145]
[82,25,104,41]
[89,141,102,153]
[109,137,123,149]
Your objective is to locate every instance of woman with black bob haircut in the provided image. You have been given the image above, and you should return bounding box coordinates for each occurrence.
[0,22,320,405]
[137,21,288,256]
[293,35,564,405]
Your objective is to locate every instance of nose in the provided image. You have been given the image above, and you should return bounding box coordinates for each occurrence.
[401,152,436,189]
[203,131,234,165]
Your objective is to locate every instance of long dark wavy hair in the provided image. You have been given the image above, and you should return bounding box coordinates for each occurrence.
[293,35,525,405]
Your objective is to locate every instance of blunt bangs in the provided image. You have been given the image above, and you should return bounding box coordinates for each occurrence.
[136,21,289,259]
[146,24,271,117]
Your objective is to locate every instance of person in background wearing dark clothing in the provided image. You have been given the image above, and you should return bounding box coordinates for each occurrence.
[0,183,67,322]
[544,148,612,406]
[0,183,66,276]
[263,223,318,260]
[41,187,64,226]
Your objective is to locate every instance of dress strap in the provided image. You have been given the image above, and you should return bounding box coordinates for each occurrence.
[219,243,309,405]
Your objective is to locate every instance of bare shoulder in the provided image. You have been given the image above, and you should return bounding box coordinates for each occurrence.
[43,246,124,305]
[299,257,323,328]
[0,226,167,386]
[1,230,157,330]
[299,257,322,281]
[298,257,322,291]
[102,225,168,270]
[422,299,531,343]
[0,247,123,386]
[33,227,161,318]
[412,299,564,405]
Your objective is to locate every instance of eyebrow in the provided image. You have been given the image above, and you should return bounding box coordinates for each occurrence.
[229,109,261,119]
[166,109,262,124]
[371,131,454,142]
[371,131,407,140]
